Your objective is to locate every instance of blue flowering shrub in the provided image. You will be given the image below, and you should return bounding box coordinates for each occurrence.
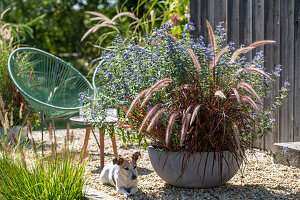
[84,20,288,153]
[93,22,214,108]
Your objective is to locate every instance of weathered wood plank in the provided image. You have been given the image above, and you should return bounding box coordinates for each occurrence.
[279,0,295,143]
[251,0,265,149]
[227,0,240,48]
[190,0,201,38]
[263,0,281,151]
[293,0,300,141]
[200,0,208,40]
[239,0,253,59]
[207,0,215,28]
[214,0,227,25]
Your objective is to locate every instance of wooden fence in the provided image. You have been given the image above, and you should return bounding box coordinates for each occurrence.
[190,0,300,150]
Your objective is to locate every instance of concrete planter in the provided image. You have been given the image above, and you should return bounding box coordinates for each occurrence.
[148,146,241,188]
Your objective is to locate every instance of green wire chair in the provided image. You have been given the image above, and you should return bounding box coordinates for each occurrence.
[92,60,104,88]
[8,47,93,152]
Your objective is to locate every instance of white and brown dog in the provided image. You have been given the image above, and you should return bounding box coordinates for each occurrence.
[100,152,140,196]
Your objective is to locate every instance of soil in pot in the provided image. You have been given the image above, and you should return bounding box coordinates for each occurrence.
[148,146,242,188]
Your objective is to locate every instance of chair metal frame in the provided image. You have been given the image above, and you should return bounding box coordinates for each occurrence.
[8,47,93,154]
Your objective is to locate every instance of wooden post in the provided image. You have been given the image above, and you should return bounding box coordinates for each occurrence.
[99,127,105,169]
[81,125,91,160]
[111,135,118,158]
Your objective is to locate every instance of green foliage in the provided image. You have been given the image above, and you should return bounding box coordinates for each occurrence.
[0,151,87,200]
[82,0,190,49]
[0,110,87,200]
[0,0,116,76]
[162,0,190,37]
[0,8,35,125]
[120,22,287,159]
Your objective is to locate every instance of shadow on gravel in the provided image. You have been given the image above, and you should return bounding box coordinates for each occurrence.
[91,167,102,174]
[91,166,153,176]
[125,183,300,200]
[137,167,153,176]
[119,144,140,150]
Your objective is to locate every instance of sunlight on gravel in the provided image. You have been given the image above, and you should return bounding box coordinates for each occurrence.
[31,128,300,200]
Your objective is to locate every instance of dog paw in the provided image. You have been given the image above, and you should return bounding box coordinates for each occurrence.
[124,193,131,197]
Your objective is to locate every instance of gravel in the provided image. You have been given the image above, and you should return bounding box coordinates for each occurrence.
[31,128,300,200]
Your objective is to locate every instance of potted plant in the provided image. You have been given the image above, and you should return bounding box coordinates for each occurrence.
[118,21,288,188]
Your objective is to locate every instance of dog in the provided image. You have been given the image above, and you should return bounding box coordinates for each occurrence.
[100,152,140,196]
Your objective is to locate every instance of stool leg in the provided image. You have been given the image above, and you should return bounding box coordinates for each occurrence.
[111,135,118,158]
[99,127,105,169]
[81,126,91,161]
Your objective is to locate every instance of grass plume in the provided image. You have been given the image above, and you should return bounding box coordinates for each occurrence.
[237,82,260,101]
[187,48,201,73]
[146,108,166,132]
[206,20,216,53]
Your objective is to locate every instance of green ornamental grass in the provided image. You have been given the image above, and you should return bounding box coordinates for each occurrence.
[0,151,88,200]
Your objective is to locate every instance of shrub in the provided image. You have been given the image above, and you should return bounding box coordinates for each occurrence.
[0,8,42,126]
[121,21,287,158]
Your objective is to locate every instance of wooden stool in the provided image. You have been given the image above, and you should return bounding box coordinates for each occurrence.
[81,125,91,159]
[70,115,119,166]
[80,126,118,166]
[99,126,118,169]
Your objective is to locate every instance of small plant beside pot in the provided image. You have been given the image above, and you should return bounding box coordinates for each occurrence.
[121,21,288,188]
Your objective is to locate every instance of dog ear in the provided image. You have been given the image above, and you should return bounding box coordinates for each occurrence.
[131,152,141,163]
[113,157,124,165]
[112,158,118,165]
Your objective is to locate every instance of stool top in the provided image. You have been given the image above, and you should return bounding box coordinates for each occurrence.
[70,108,118,125]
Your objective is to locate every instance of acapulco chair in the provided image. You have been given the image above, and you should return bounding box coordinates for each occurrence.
[8,47,93,153]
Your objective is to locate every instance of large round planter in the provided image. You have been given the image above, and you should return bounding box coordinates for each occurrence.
[148,146,242,188]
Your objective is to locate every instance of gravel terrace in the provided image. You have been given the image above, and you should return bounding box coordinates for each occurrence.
[30,128,300,200]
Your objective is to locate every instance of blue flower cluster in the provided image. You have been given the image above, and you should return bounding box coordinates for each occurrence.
[78,91,89,103]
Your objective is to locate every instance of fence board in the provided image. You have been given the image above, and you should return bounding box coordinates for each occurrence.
[240,0,253,59]
[190,0,201,38]
[294,0,300,141]
[252,0,265,149]
[214,0,227,26]
[207,0,215,28]
[279,0,295,143]
[263,0,281,151]
[227,0,240,48]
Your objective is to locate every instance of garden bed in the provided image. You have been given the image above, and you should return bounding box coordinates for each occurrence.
[31,128,299,200]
